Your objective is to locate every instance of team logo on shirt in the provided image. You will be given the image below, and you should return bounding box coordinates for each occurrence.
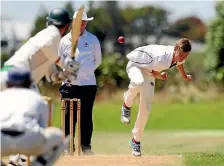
[84,42,89,47]
[150,82,155,86]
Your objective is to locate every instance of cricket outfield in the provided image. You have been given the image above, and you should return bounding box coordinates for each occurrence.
[52,100,224,166]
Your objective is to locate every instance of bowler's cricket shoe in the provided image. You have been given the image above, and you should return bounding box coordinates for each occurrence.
[121,104,131,124]
[129,139,141,156]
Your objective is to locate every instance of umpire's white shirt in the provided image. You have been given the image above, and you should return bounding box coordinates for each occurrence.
[58,30,102,85]
[0,88,49,132]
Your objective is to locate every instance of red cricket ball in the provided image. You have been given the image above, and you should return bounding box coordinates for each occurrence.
[118,36,125,43]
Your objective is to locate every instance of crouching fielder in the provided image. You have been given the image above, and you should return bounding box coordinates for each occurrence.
[0,7,79,92]
[121,38,193,156]
[0,68,69,166]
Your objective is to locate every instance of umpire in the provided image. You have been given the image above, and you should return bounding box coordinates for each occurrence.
[58,10,102,155]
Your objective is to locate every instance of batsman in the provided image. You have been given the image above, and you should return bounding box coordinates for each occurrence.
[0,7,80,92]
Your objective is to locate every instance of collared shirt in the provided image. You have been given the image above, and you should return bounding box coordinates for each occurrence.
[58,30,102,85]
[126,44,185,72]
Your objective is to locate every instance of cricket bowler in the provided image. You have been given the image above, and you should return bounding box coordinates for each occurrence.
[121,38,193,156]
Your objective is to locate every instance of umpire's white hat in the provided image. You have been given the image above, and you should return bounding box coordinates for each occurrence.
[73,11,93,21]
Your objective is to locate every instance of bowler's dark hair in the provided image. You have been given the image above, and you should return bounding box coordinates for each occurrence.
[176,38,192,52]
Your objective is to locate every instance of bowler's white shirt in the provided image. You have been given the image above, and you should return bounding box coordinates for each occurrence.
[126,44,185,72]
[58,30,102,85]
[0,88,49,132]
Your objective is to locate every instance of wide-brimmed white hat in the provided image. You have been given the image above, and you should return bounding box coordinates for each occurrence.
[73,11,94,21]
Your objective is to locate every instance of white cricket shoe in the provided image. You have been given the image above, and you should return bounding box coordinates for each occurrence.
[129,139,141,157]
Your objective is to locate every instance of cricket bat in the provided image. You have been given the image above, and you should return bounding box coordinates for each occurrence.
[71,5,85,58]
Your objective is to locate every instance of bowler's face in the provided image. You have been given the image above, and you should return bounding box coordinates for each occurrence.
[175,48,190,62]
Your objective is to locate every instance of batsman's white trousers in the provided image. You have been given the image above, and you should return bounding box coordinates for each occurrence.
[1,127,63,157]
[124,61,155,142]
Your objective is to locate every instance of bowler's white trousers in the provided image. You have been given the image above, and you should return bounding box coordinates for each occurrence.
[124,61,155,142]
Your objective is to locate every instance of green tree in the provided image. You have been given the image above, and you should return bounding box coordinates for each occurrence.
[30,6,48,37]
[167,16,207,42]
[86,3,110,53]
[104,1,125,55]
[96,52,129,90]
[205,1,224,82]
[121,6,169,45]
[86,3,169,55]
[64,1,74,18]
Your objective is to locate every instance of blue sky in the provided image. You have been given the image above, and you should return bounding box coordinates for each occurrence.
[1,0,217,24]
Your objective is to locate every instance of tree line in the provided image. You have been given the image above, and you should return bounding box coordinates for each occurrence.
[1,1,223,91]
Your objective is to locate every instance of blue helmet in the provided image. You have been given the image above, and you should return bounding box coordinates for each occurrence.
[7,68,32,88]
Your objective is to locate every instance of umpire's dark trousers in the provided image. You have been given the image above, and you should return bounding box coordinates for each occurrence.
[59,83,97,149]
